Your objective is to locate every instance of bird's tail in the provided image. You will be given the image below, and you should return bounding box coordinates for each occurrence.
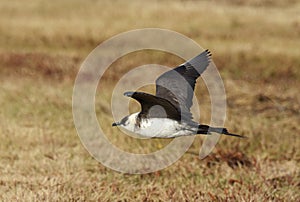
[197,124,245,138]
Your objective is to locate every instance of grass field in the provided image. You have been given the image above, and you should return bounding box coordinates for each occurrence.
[0,0,299,201]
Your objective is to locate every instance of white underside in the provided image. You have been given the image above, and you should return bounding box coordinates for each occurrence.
[125,118,197,138]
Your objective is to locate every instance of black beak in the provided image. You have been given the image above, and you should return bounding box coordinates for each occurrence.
[112,122,119,127]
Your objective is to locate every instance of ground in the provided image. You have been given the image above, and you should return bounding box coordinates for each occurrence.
[0,0,299,201]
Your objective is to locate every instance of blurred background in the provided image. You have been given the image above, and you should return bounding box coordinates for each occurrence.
[0,0,299,200]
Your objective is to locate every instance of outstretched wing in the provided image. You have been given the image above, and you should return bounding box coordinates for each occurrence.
[155,49,211,120]
[124,91,181,120]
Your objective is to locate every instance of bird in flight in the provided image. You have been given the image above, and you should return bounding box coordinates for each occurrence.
[112,50,244,138]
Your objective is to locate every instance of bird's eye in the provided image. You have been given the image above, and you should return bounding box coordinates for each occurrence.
[121,116,129,125]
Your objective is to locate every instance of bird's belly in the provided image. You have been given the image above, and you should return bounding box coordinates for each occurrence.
[135,118,195,138]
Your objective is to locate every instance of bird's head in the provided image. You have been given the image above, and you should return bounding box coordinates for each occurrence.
[112,112,139,132]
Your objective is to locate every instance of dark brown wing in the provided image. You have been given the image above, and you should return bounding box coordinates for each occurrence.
[155,49,211,121]
[124,91,181,120]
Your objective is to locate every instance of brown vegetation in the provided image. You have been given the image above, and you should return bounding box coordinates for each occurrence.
[0,0,299,201]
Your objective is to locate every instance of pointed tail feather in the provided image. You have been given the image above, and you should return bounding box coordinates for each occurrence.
[197,124,246,138]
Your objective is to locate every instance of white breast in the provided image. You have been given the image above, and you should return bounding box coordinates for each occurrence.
[134,118,196,138]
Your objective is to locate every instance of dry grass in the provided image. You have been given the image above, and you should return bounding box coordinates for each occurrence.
[0,0,299,201]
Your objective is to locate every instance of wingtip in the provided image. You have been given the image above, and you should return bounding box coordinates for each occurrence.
[205,49,212,57]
